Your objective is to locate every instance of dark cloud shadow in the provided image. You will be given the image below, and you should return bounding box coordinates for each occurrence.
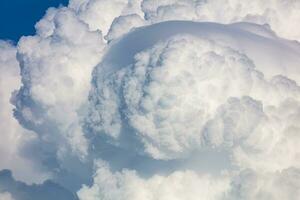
[0,170,78,200]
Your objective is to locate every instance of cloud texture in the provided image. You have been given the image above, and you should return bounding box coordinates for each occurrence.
[1,0,300,200]
[0,41,50,184]
[141,0,300,41]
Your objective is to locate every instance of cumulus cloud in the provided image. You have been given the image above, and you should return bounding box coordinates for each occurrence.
[15,7,104,161]
[0,170,77,200]
[1,0,300,199]
[105,14,145,42]
[82,20,300,199]
[0,41,49,184]
[0,192,15,200]
[78,162,300,200]
[11,6,105,192]
[87,22,300,161]
[227,168,300,200]
[88,34,255,159]
[141,0,300,41]
[69,0,143,35]
[78,160,230,200]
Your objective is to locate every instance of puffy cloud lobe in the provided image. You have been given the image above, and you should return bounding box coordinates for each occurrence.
[87,22,300,162]
[65,0,300,43]
[142,0,199,21]
[1,0,300,199]
[232,97,300,172]
[0,41,49,184]
[79,163,300,200]
[141,0,300,41]
[91,21,300,84]
[15,7,104,160]
[69,0,143,35]
[0,192,14,200]
[227,168,300,200]
[11,7,105,192]
[91,35,260,159]
[77,160,230,200]
[105,14,145,42]
[81,21,300,199]
[0,42,79,197]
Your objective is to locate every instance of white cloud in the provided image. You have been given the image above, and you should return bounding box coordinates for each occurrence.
[227,168,300,200]
[1,0,300,199]
[79,162,300,200]
[141,0,300,41]
[0,192,15,200]
[15,7,104,160]
[89,35,261,159]
[232,97,300,172]
[78,160,230,200]
[0,41,49,184]
[78,163,300,200]
[10,6,106,190]
[69,0,143,35]
[105,14,146,42]
[87,22,300,161]
[82,20,300,199]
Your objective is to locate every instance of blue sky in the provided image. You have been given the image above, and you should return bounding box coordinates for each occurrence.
[0,0,69,42]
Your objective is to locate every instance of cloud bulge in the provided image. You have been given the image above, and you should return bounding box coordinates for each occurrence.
[1,0,300,200]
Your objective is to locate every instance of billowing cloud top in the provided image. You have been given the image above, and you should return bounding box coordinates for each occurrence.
[1,0,300,200]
